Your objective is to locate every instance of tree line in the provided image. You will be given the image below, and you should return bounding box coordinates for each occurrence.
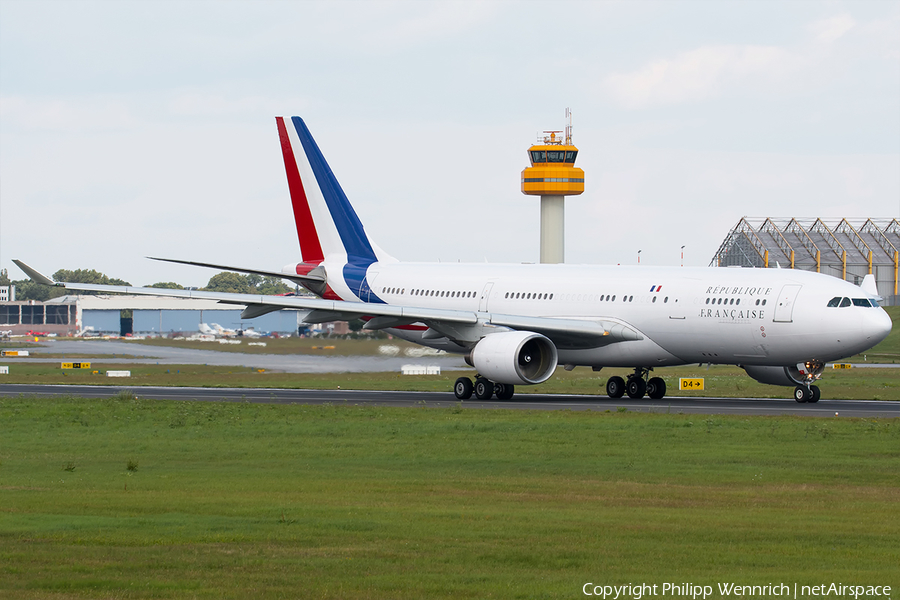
[0,268,294,301]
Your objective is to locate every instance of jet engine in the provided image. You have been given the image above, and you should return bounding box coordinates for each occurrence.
[742,362,825,387]
[469,331,558,385]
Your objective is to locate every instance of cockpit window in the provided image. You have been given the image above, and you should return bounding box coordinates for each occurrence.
[828,296,877,308]
[870,298,880,307]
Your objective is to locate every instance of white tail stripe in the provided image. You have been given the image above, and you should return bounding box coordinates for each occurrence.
[283,121,346,264]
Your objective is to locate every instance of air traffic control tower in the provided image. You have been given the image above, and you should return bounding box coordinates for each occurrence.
[521,109,584,264]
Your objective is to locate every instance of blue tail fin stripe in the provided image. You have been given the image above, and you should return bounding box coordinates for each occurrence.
[290,117,378,265]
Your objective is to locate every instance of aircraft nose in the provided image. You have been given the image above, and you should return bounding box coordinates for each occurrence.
[867,307,893,346]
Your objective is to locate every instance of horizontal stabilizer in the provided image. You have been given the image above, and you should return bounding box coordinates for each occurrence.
[12,260,58,286]
[148,257,325,288]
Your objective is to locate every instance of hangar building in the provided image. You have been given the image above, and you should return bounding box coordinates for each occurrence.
[0,294,303,337]
[711,218,900,305]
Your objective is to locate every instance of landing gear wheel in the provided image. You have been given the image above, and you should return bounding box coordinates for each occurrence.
[495,383,515,400]
[607,376,626,399]
[809,385,821,403]
[647,377,667,400]
[626,377,647,399]
[454,377,473,400]
[474,378,493,400]
[794,386,810,403]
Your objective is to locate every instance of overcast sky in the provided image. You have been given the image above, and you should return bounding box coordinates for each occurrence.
[1,0,898,287]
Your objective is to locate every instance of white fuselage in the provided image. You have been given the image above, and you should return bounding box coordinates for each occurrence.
[347,261,890,368]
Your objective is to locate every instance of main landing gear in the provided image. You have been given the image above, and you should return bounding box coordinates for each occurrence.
[606,368,667,400]
[454,376,515,401]
[793,385,821,403]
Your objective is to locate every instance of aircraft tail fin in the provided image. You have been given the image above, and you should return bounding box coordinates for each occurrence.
[860,273,880,298]
[276,117,395,266]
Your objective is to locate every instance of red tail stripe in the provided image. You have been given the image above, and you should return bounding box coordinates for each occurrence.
[276,117,324,263]
[293,262,323,276]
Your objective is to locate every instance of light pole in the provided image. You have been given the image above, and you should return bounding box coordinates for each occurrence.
[638,250,642,264]
[681,245,685,267]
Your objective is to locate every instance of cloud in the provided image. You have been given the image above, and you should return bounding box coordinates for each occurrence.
[603,44,805,109]
[602,12,868,110]
[0,95,138,133]
[808,13,856,44]
[165,90,311,119]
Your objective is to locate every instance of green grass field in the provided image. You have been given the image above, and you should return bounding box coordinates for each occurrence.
[1,396,898,599]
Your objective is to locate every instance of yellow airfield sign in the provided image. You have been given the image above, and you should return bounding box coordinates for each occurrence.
[679,378,705,391]
[61,362,91,369]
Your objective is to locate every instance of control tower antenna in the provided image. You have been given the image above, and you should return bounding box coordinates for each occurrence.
[520,108,585,264]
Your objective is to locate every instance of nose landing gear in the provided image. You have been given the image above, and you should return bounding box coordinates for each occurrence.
[793,385,821,403]
[793,360,824,403]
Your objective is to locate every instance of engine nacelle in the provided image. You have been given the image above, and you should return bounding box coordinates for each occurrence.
[742,362,825,387]
[470,331,558,385]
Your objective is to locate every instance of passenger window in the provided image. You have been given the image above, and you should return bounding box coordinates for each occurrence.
[839,297,851,308]
[827,297,841,307]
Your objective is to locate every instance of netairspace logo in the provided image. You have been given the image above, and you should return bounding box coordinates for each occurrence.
[582,583,894,599]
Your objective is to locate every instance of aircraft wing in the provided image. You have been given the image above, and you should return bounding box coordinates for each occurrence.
[14,260,640,349]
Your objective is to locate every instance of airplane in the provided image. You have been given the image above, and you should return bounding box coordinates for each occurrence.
[14,116,892,404]
[198,323,237,337]
[238,327,266,338]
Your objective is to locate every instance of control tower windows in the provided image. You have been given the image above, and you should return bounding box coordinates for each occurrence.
[546,151,566,162]
[528,150,579,164]
[530,150,546,163]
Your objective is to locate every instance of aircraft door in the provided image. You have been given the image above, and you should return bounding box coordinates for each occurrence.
[773,284,801,323]
[668,296,686,320]
[479,282,494,313]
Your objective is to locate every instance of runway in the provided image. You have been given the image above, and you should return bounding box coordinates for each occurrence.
[2,384,898,418]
